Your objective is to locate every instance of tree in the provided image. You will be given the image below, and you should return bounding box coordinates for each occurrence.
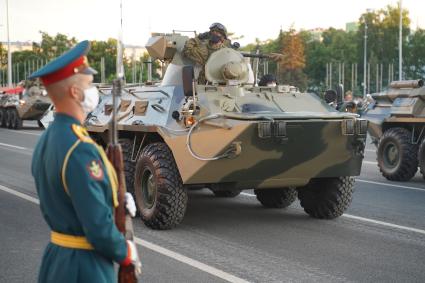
[279,29,307,90]
[405,29,425,79]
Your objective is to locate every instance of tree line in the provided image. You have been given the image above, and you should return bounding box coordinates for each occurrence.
[0,32,159,86]
[241,4,425,94]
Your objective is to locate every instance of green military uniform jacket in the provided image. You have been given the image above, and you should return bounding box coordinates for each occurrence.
[32,113,127,283]
[182,37,231,84]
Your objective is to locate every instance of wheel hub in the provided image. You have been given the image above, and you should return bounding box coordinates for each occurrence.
[141,168,156,209]
[383,142,399,168]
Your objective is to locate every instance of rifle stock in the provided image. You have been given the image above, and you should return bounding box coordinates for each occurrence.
[107,77,139,282]
[107,144,138,283]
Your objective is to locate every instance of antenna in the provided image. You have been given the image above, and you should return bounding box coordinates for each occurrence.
[116,0,124,79]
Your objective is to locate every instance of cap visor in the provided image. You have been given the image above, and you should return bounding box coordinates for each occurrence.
[81,66,98,75]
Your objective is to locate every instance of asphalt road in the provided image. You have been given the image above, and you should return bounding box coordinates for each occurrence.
[0,121,424,282]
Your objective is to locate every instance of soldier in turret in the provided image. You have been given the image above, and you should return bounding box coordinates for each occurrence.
[183,22,234,84]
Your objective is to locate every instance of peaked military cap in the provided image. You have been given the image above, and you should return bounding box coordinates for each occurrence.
[28,40,97,86]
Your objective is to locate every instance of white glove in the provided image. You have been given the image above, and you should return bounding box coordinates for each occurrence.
[122,240,142,275]
[125,192,137,217]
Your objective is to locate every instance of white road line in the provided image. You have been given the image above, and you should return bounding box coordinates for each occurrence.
[240,191,425,236]
[0,142,31,151]
[0,184,249,283]
[10,130,42,136]
[356,179,425,192]
[0,184,39,205]
[135,238,249,283]
[342,214,425,236]
[365,149,375,153]
[363,160,377,165]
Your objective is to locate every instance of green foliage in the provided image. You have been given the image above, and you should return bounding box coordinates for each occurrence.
[4,32,162,85]
[241,4,424,93]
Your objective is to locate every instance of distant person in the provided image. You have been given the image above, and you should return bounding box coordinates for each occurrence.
[344,91,353,102]
[259,74,277,87]
[183,22,234,84]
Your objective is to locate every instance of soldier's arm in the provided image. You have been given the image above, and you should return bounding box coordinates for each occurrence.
[64,142,128,263]
[182,38,206,65]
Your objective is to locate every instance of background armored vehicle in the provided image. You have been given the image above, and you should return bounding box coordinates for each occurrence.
[86,33,367,230]
[0,84,51,129]
[363,79,425,181]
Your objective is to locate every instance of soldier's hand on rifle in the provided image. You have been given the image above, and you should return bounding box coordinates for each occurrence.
[125,192,137,217]
[121,240,142,275]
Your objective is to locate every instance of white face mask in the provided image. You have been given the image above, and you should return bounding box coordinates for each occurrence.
[80,86,99,114]
[267,83,277,87]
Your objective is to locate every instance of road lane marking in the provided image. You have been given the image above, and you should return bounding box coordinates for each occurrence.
[363,160,377,165]
[356,179,425,192]
[10,130,42,136]
[240,192,425,235]
[135,238,249,283]
[0,184,39,205]
[365,149,375,153]
[342,214,425,236]
[0,142,29,150]
[0,184,249,283]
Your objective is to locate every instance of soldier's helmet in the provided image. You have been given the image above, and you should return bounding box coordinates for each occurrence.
[209,22,227,39]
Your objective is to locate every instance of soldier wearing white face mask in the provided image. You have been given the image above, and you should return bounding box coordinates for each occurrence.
[28,41,140,283]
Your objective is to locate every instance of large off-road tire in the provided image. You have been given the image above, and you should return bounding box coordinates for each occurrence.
[297,177,354,219]
[0,109,6,127]
[120,138,136,196]
[134,142,187,230]
[377,127,418,181]
[7,108,22,129]
[6,108,13,129]
[212,190,241,198]
[418,138,425,180]
[254,188,297,208]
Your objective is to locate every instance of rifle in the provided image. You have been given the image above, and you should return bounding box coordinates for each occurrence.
[107,1,140,279]
[107,78,139,283]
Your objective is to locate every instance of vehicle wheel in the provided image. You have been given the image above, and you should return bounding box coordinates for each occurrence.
[134,142,187,230]
[418,138,425,180]
[12,109,22,129]
[254,187,297,208]
[377,127,418,181]
[0,109,6,127]
[6,108,14,129]
[297,177,354,219]
[120,138,136,196]
[212,190,241,198]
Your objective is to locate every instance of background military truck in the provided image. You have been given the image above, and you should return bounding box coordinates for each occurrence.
[86,33,367,230]
[0,84,51,129]
[362,79,425,181]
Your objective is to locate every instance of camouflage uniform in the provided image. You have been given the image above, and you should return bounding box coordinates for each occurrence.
[183,37,231,84]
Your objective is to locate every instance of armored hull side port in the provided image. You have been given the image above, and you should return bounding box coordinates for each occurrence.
[86,33,367,229]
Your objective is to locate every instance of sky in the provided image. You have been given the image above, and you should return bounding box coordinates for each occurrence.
[0,0,424,47]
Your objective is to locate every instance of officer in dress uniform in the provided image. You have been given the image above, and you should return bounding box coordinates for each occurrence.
[29,40,140,283]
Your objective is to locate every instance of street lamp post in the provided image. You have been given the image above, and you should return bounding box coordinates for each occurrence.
[6,0,12,87]
[399,0,403,81]
[363,16,368,98]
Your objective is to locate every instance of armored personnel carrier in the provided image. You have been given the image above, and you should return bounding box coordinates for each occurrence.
[0,84,51,129]
[363,79,425,181]
[86,33,367,230]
